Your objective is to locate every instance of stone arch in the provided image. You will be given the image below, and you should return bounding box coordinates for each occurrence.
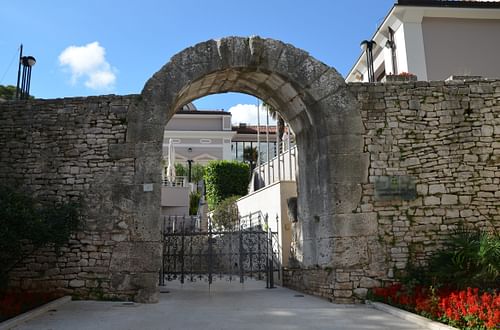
[124,36,368,302]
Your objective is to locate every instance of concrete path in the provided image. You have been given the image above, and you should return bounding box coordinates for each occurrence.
[13,279,424,330]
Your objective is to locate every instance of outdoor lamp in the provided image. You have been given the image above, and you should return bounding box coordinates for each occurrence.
[22,56,36,67]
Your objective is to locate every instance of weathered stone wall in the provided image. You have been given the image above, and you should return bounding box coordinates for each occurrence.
[1,75,498,303]
[0,95,159,301]
[285,79,500,302]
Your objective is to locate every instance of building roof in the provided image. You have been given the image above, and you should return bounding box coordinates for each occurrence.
[233,125,277,135]
[232,124,285,135]
[176,110,229,115]
[397,0,500,9]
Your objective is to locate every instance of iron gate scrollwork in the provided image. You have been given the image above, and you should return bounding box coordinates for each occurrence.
[159,214,278,288]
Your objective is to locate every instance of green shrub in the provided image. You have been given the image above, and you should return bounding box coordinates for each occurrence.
[0,186,82,289]
[204,161,250,210]
[211,196,240,230]
[189,191,201,215]
[426,227,499,289]
[405,227,500,290]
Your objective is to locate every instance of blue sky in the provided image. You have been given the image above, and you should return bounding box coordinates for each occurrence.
[0,0,394,114]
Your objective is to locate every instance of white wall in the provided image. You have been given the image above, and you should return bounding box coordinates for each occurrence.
[236,181,297,268]
[161,186,190,216]
[401,22,428,80]
[422,17,500,80]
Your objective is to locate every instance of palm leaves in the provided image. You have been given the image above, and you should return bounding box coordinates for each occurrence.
[426,227,500,289]
[262,102,285,142]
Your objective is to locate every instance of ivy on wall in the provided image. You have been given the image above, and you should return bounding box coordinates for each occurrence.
[0,186,82,290]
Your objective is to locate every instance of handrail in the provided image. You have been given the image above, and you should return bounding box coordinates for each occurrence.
[162,176,188,187]
[251,145,297,191]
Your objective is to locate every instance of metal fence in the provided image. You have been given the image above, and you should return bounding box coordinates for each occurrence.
[159,213,279,288]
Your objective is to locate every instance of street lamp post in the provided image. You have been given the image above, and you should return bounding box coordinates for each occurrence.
[15,44,36,100]
[187,160,193,183]
[360,40,376,83]
[187,147,193,183]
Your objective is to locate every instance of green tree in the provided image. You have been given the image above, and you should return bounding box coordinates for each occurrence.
[189,191,201,215]
[263,102,285,150]
[211,196,240,230]
[243,146,258,170]
[0,85,34,100]
[0,85,17,100]
[191,164,205,183]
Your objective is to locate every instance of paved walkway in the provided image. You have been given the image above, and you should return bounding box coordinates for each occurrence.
[14,279,423,330]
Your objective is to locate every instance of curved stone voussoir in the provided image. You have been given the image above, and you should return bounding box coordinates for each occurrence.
[312,87,364,136]
[216,36,253,70]
[305,68,346,103]
[169,39,223,84]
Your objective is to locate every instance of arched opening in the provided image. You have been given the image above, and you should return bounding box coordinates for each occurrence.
[123,36,368,302]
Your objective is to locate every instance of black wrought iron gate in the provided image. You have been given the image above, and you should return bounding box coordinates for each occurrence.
[159,215,278,288]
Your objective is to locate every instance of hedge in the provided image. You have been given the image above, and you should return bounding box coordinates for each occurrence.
[204,160,250,210]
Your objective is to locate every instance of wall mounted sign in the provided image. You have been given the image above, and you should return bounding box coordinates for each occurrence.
[374,176,416,201]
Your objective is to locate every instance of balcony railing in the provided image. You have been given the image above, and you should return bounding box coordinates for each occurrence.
[250,145,297,192]
[162,176,188,187]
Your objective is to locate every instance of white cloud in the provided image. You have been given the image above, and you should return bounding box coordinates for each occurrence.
[228,103,277,125]
[59,41,116,90]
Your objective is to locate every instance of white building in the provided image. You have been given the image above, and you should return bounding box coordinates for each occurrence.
[346,0,500,82]
[163,109,235,166]
[160,106,287,216]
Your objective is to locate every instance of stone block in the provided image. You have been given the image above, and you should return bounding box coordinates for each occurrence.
[327,153,370,184]
[324,134,364,154]
[131,272,160,303]
[441,194,458,205]
[330,183,362,214]
[353,288,368,299]
[332,237,368,268]
[416,184,428,195]
[335,281,353,290]
[336,272,350,282]
[429,184,446,194]
[306,68,345,101]
[424,196,440,205]
[69,279,85,288]
[110,242,162,273]
[316,238,333,266]
[459,195,472,205]
[482,125,494,136]
[331,213,378,237]
[359,277,380,288]
[334,289,353,298]
[446,209,460,218]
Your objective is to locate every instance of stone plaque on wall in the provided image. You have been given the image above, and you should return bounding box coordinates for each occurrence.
[374,176,416,201]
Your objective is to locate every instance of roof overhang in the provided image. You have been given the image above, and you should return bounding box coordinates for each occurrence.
[346,3,500,82]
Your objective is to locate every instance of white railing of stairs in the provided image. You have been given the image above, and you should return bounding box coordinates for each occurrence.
[250,145,297,192]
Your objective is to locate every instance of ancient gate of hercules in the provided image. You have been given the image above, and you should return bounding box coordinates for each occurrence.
[121,36,369,302]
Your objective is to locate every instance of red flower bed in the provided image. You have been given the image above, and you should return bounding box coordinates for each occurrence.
[371,284,500,329]
[0,291,62,322]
